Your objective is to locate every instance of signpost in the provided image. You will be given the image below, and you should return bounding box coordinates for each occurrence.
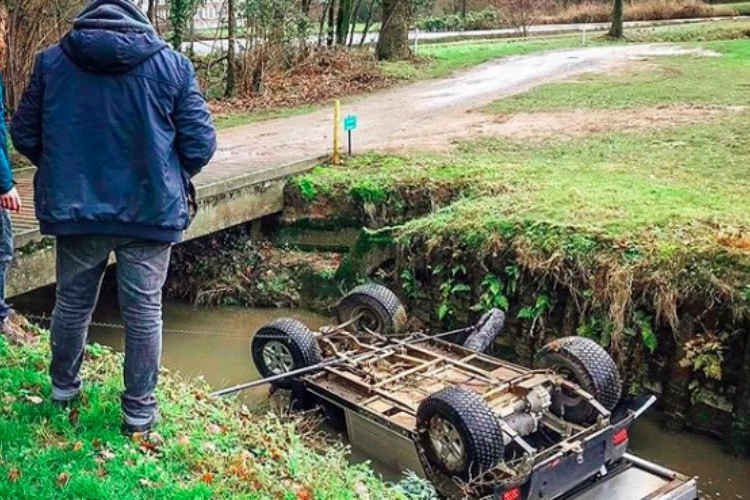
[343,114,358,156]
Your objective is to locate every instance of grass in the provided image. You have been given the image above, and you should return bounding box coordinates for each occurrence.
[0,326,419,499]
[714,0,750,14]
[381,34,590,80]
[289,39,750,327]
[487,38,750,112]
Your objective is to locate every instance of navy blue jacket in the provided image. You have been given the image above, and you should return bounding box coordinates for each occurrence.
[10,0,217,242]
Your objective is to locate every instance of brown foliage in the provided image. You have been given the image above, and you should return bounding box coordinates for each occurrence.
[209,49,393,115]
[4,0,86,112]
[541,0,737,25]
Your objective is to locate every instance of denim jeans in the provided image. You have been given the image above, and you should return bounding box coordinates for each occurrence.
[49,235,171,426]
[0,209,14,321]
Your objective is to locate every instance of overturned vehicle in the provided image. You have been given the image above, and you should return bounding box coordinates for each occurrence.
[246,284,698,500]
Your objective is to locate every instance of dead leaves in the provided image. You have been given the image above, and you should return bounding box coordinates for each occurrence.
[56,472,70,488]
[207,50,392,117]
[139,478,157,488]
[7,468,21,482]
[131,431,165,456]
[296,487,313,500]
[68,407,80,426]
[24,395,43,405]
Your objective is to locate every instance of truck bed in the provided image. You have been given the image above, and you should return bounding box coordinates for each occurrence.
[563,453,698,500]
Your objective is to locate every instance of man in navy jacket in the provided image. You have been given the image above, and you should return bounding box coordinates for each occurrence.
[11,0,217,435]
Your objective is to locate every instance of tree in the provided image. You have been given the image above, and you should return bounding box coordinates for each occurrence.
[608,0,624,38]
[225,0,237,97]
[147,0,156,25]
[376,0,409,61]
[494,0,549,37]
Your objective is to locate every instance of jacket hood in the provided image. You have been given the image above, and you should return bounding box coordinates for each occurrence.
[60,0,167,74]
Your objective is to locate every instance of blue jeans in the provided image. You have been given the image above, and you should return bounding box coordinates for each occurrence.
[49,235,171,426]
[0,209,14,321]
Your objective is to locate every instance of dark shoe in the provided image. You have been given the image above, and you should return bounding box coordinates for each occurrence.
[121,410,161,437]
[0,316,29,345]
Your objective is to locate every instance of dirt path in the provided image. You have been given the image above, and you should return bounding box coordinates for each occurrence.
[208,45,715,179]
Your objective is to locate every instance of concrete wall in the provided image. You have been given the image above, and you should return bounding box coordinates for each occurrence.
[6,158,322,298]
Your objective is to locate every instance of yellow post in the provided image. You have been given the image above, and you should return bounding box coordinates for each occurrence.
[333,100,340,165]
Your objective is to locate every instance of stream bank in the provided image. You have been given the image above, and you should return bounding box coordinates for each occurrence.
[159,146,750,459]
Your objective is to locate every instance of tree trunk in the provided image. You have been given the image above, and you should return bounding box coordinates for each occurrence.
[336,0,353,45]
[376,0,410,61]
[147,0,156,25]
[608,0,623,38]
[318,0,331,45]
[327,0,336,47]
[358,0,377,47]
[225,0,237,98]
[348,0,365,47]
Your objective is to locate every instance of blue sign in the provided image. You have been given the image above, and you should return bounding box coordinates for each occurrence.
[344,115,358,132]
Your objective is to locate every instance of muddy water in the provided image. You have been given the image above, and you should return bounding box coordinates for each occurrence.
[16,291,750,497]
[85,300,329,407]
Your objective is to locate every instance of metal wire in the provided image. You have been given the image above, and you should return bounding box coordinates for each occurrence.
[20,312,251,338]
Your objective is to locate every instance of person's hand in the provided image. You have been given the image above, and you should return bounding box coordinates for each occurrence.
[0,187,22,213]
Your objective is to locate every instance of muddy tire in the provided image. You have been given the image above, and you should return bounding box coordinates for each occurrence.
[335,283,407,336]
[536,336,622,424]
[251,318,322,389]
[416,386,504,479]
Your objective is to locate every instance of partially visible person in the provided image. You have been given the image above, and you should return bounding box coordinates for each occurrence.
[0,69,23,344]
[10,0,216,435]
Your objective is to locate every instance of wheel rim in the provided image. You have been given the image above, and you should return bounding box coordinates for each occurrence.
[428,416,466,472]
[350,306,383,334]
[262,341,294,375]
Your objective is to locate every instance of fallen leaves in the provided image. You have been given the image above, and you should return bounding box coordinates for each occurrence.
[296,487,313,500]
[68,407,80,426]
[207,50,393,117]
[56,472,70,488]
[139,478,157,488]
[207,423,225,435]
[25,395,43,405]
[131,431,165,456]
[7,468,21,482]
[72,441,83,452]
[201,472,214,484]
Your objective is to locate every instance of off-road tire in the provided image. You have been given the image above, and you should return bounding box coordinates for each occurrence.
[251,318,322,389]
[416,386,505,479]
[536,336,622,424]
[335,283,407,336]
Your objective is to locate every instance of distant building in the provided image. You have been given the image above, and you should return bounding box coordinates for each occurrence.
[153,0,226,30]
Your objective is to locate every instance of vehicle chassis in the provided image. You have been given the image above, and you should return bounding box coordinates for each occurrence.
[286,324,625,499]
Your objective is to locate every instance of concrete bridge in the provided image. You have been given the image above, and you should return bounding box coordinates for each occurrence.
[6,156,322,298]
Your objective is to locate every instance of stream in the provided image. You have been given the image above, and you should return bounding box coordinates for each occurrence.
[14,291,750,498]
